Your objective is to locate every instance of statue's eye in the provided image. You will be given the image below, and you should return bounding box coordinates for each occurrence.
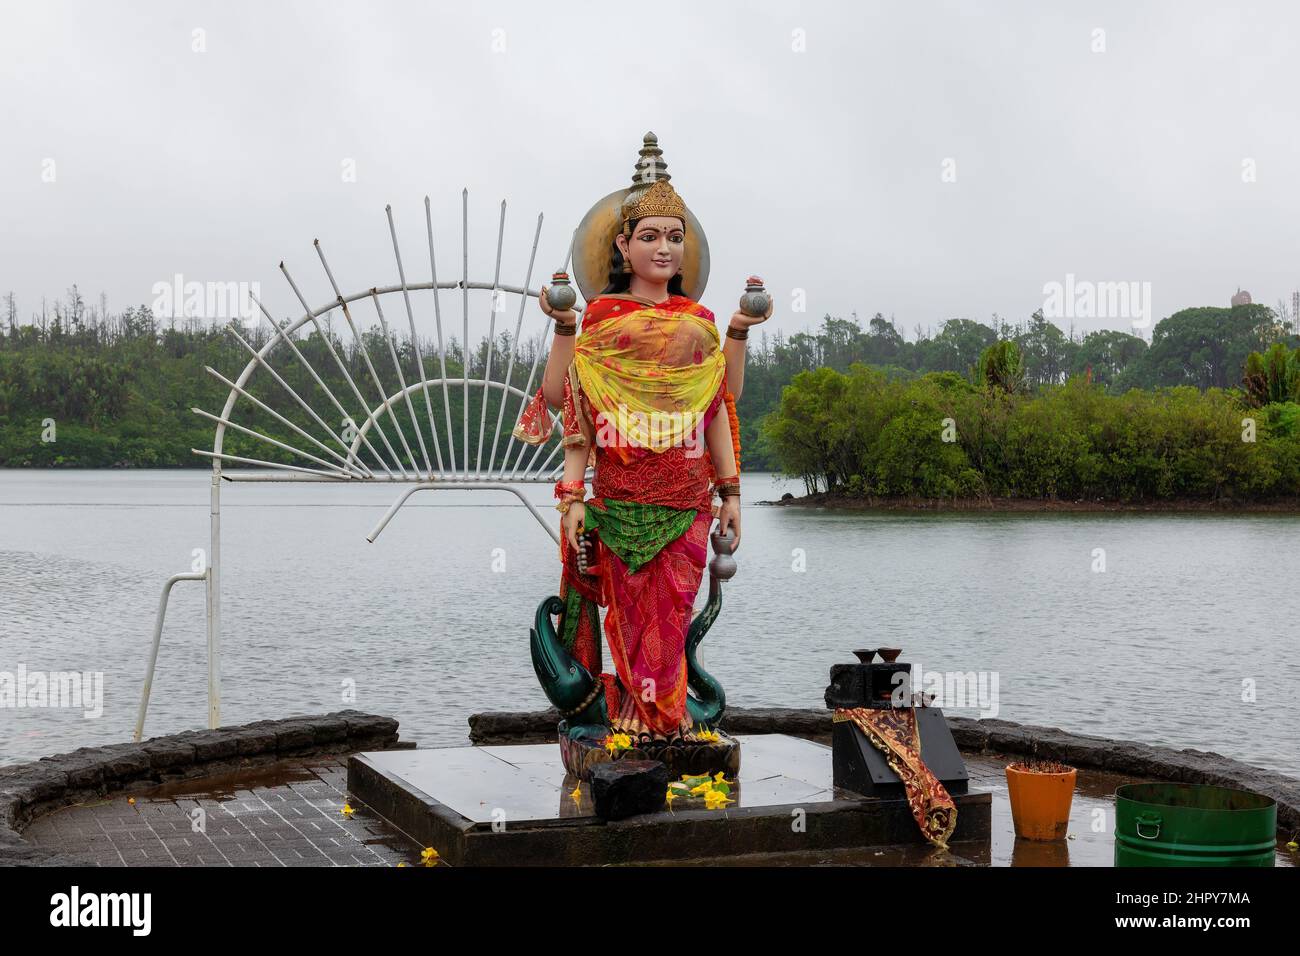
[670,234,684,243]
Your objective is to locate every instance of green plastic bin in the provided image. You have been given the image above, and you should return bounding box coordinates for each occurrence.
[1115,782,1275,867]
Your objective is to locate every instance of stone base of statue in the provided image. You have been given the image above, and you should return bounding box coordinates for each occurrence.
[557,719,742,783]
[346,732,993,866]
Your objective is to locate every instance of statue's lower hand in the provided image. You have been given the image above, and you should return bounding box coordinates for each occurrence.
[562,501,587,566]
[716,497,741,552]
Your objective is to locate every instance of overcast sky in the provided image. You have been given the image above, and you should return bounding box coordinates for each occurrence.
[3,0,1299,342]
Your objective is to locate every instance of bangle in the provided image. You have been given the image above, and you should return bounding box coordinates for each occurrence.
[716,482,741,498]
[553,320,577,336]
[726,325,748,341]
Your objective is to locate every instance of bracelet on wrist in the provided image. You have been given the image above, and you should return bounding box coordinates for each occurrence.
[555,479,585,498]
[726,325,749,341]
[553,320,577,336]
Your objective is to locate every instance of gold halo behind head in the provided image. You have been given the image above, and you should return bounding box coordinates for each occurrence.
[572,132,710,303]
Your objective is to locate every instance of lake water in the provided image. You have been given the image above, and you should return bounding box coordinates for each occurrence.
[1,470,1297,779]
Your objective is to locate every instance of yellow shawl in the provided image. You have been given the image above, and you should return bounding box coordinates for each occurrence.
[572,295,725,453]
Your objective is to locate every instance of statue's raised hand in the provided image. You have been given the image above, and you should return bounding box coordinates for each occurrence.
[728,293,773,331]
[539,284,578,329]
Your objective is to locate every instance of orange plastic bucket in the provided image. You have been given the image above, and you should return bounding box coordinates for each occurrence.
[1005,763,1077,841]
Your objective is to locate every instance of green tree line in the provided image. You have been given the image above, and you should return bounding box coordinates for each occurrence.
[763,346,1300,502]
[1,290,1297,490]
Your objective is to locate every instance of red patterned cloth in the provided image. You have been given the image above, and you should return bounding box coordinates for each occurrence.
[832,707,958,849]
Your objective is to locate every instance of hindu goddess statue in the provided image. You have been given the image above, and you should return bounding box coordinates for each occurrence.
[513,133,771,756]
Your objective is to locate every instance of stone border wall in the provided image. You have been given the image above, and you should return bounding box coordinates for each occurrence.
[468,707,1300,833]
[0,710,402,866]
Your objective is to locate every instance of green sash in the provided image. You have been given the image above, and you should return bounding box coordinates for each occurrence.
[558,498,700,651]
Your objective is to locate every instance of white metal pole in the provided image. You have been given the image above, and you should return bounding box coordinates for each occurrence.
[208,464,222,728]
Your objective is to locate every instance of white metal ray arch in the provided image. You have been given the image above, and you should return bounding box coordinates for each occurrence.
[138,192,587,739]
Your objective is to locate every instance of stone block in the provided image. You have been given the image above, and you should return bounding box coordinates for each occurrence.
[589,760,668,821]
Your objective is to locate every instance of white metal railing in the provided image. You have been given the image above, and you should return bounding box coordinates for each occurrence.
[134,570,208,741]
[141,191,583,734]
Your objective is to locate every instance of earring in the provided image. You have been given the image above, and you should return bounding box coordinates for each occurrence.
[622,257,633,274]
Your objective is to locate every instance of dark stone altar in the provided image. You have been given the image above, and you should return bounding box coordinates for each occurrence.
[826,648,971,799]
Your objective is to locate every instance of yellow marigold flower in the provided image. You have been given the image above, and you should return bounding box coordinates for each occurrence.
[421,847,439,866]
[703,789,733,810]
[689,780,714,795]
[340,803,355,818]
[603,733,633,754]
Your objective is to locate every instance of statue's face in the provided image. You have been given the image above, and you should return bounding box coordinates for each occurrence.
[616,216,685,285]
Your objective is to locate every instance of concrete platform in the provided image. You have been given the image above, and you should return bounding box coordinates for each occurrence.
[347,734,991,865]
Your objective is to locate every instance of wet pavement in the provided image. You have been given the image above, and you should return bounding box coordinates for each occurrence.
[21,757,426,867]
[19,748,1298,867]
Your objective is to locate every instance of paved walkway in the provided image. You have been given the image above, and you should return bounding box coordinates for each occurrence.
[22,757,424,867]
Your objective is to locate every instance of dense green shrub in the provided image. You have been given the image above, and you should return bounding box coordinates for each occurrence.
[764,364,1299,501]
